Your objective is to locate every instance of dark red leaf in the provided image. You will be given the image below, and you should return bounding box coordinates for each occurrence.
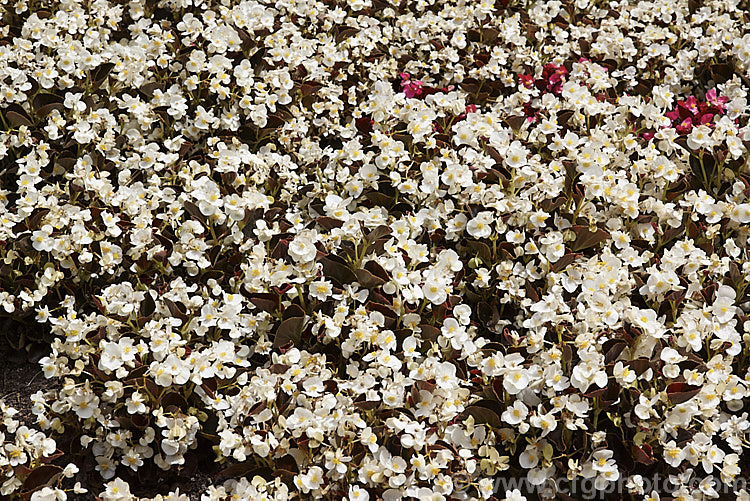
[632,444,655,465]
[273,316,305,350]
[419,324,440,343]
[462,402,502,428]
[316,216,343,230]
[569,225,610,252]
[667,382,701,404]
[22,465,62,493]
[6,110,33,127]
[356,268,386,289]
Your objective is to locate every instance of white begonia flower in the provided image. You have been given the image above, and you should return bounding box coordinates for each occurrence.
[466,211,495,239]
[423,275,448,305]
[31,487,67,501]
[294,466,325,494]
[288,231,318,263]
[504,489,526,501]
[686,125,712,150]
[435,362,458,389]
[349,485,370,501]
[663,440,686,468]
[309,279,333,301]
[503,366,529,395]
[502,401,528,426]
[98,282,146,318]
[126,392,147,414]
[530,412,557,437]
[98,341,123,373]
[482,352,504,377]
[4,443,27,466]
[99,478,133,501]
[453,304,472,324]
[570,350,608,392]
[631,308,663,338]
[613,361,637,384]
[504,141,529,169]
[437,249,463,272]
[61,463,78,479]
[712,285,737,323]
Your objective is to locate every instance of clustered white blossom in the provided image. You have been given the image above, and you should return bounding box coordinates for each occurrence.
[0,0,750,499]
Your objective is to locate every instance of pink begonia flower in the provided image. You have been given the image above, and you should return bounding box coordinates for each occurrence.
[685,95,699,114]
[664,109,680,122]
[662,89,727,135]
[518,74,534,88]
[677,117,693,134]
[399,72,423,98]
[705,88,728,111]
[542,63,567,94]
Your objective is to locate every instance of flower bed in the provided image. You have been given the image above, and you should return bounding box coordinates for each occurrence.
[1,0,750,499]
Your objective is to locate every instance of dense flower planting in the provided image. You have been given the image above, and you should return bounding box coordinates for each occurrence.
[1,0,750,499]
